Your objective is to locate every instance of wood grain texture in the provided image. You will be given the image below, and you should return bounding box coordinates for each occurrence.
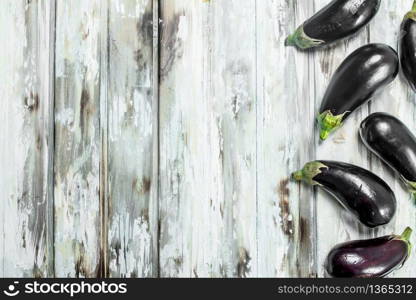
[106,0,158,278]
[159,0,259,277]
[256,0,316,277]
[0,0,415,278]
[158,0,318,278]
[54,0,105,277]
[0,0,54,277]
[208,0,258,278]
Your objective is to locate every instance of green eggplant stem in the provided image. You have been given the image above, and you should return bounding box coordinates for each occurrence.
[291,170,303,181]
[317,111,346,141]
[402,177,416,203]
[401,227,413,242]
[285,34,297,47]
[405,1,416,20]
[411,191,416,205]
[285,26,324,49]
[291,161,328,186]
[320,130,331,141]
[399,227,413,259]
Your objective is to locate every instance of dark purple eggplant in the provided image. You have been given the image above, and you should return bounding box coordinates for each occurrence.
[292,161,396,227]
[285,0,381,50]
[326,227,412,278]
[360,112,416,199]
[318,44,399,140]
[400,1,416,92]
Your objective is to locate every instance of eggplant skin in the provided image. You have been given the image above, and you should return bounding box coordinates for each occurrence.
[400,14,416,92]
[318,44,399,140]
[326,228,412,278]
[292,161,396,228]
[360,113,416,192]
[285,0,381,49]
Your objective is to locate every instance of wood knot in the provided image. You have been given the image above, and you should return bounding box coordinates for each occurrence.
[24,93,39,112]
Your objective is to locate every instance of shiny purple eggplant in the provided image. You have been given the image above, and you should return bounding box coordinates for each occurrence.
[285,0,381,50]
[399,1,416,92]
[326,228,412,278]
[318,44,399,140]
[360,112,416,199]
[292,161,396,227]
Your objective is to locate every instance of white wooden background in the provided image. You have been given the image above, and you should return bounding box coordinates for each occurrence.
[0,0,414,278]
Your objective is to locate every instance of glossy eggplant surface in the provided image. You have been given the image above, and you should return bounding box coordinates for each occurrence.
[318,44,399,140]
[360,112,416,196]
[400,1,416,92]
[292,161,396,227]
[286,0,381,49]
[326,228,412,278]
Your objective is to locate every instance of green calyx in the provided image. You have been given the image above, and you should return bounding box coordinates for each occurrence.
[404,11,416,21]
[404,1,416,21]
[317,110,347,140]
[402,177,416,203]
[285,26,324,50]
[399,227,413,258]
[401,227,413,242]
[291,161,328,186]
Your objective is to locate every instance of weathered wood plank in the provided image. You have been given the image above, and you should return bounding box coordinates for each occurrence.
[54,0,106,277]
[106,0,158,278]
[313,0,371,277]
[1,0,414,279]
[257,0,317,277]
[368,0,416,277]
[209,0,258,277]
[159,0,258,277]
[0,0,55,277]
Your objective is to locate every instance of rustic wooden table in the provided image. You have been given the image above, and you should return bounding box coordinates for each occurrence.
[0,0,414,278]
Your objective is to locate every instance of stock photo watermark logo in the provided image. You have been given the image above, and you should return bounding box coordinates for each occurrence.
[3,281,20,297]
[3,281,127,297]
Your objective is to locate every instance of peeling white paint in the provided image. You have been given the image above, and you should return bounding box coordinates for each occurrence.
[108,214,152,277]
[107,0,156,278]
[159,0,258,278]
[177,15,188,41]
[1,0,415,279]
[54,0,103,278]
[0,0,54,277]
[56,108,75,129]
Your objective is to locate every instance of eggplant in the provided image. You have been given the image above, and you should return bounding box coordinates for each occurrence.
[292,161,396,227]
[360,112,416,198]
[326,227,412,278]
[400,1,416,92]
[318,44,399,140]
[285,0,381,50]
